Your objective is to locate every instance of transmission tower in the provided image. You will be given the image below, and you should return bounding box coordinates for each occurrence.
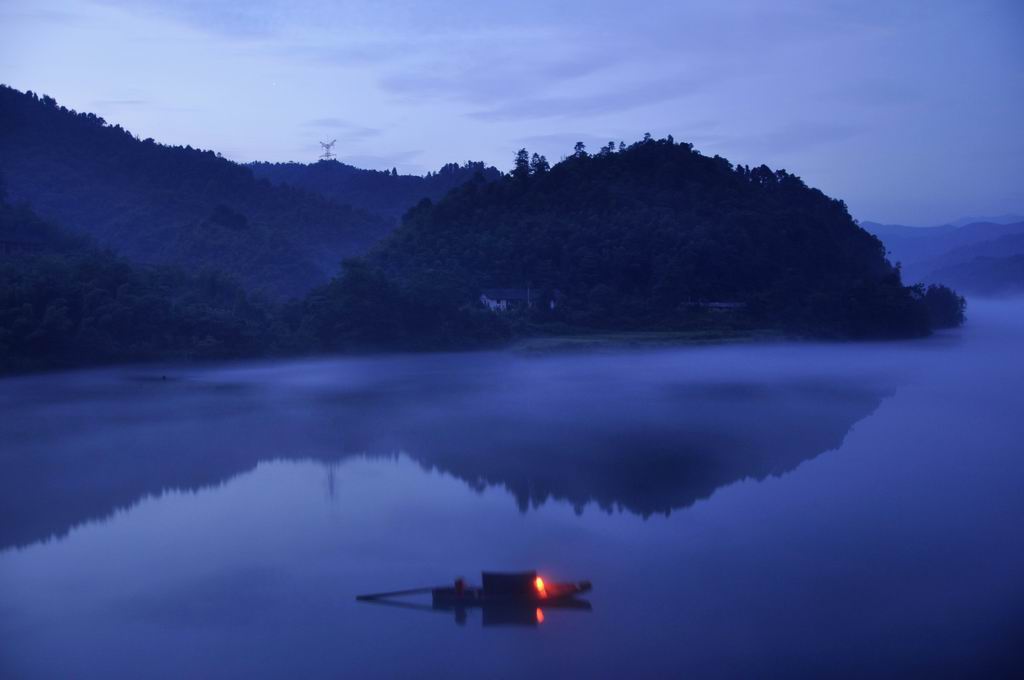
[319,139,337,161]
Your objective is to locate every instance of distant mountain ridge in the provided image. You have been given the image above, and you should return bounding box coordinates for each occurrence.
[912,232,1024,274]
[0,85,398,298]
[862,218,1024,294]
[951,214,1024,228]
[927,255,1024,297]
[249,159,502,222]
[861,220,1024,265]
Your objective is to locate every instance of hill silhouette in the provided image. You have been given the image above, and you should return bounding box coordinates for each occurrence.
[0,86,393,298]
[321,137,952,340]
[250,159,501,222]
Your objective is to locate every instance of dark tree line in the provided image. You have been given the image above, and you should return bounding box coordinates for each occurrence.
[0,190,506,373]
[0,193,286,373]
[916,283,966,328]
[347,135,961,339]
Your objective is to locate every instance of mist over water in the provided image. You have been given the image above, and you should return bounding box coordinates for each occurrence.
[1,300,1022,677]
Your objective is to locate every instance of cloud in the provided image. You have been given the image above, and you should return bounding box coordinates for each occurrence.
[379,49,615,100]
[302,118,381,139]
[304,117,347,127]
[697,122,864,157]
[372,25,625,111]
[91,98,149,107]
[468,75,706,122]
[95,0,281,38]
[0,5,86,25]
[826,77,922,109]
[276,42,405,68]
[675,121,867,177]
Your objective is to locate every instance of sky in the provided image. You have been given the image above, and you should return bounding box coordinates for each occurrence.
[1,0,1021,224]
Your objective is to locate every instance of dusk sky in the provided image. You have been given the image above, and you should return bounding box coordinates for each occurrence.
[2,0,1021,224]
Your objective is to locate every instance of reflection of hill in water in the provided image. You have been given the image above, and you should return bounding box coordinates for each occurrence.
[341,380,887,517]
[0,353,889,550]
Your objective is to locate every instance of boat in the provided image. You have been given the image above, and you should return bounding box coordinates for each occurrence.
[431,571,591,606]
[356,570,592,626]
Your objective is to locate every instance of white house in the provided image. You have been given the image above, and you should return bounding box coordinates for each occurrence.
[480,288,530,312]
[480,288,558,312]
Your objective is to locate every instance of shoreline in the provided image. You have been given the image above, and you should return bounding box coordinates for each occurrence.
[508,328,789,353]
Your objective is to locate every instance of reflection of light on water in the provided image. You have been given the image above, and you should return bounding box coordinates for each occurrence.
[536,608,544,624]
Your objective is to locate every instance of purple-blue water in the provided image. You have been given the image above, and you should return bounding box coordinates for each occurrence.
[2,301,1022,678]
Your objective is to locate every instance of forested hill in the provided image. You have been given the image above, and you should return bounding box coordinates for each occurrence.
[0,134,968,374]
[249,160,501,222]
[0,192,282,373]
[0,85,392,298]
[357,138,960,338]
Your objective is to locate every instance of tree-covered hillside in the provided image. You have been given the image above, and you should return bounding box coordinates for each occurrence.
[2,123,969,374]
[352,137,949,338]
[0,85,393,298]
[0,185,503,373]
[250,159,501,222]
[0,191,283,373]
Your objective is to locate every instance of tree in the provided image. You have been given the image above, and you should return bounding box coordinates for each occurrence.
[530,153,550,174]
[573,141,587,158]
[512,148,531,180]
[920,284,966,328]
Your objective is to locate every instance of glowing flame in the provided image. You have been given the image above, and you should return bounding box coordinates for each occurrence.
[534,576,547,598]
[536,608,544,624]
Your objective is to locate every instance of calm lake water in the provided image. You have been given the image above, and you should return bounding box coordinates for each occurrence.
[2,301,1023,678]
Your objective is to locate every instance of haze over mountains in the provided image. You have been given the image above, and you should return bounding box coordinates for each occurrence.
[862,217,1024,295]
[950,215,1024,228]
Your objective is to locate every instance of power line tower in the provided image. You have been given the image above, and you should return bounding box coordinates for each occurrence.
[319,139,337,161]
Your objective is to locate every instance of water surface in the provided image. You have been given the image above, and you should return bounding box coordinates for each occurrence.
[2,301,1022,677]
